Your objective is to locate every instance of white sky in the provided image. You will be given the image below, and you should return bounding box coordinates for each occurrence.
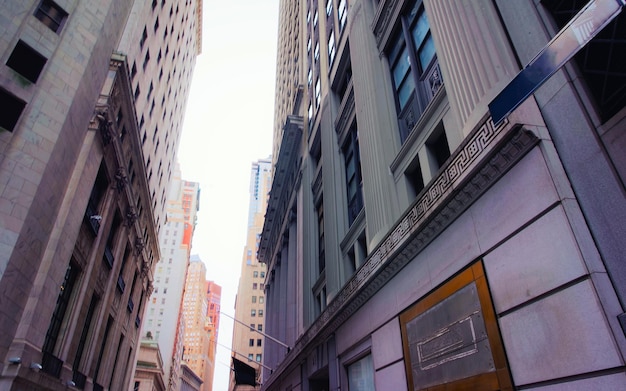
[177,1,279,390]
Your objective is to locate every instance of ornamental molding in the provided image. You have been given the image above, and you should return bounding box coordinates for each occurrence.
[263,118,539,389]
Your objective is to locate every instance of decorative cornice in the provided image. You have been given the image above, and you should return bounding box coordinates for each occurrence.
[262,118,539,389]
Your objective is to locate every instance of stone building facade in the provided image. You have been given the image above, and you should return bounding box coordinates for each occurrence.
[259,0,626,390]
[0,0,201,390]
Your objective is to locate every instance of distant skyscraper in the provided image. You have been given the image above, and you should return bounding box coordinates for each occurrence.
[0,0,201,390]
[182,257,222,391]
[230,158,273,390]
[135,163,200,390]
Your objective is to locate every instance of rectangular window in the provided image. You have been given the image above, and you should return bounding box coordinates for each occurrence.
[7,40,47,83]
[328,31,336,66]
[256,354,262,362]
[388,2,442,142]
[0,88,26,132]
[43,262,79,356]
[34,0,68,33]
[348,355,375,391]
[252,296,257,303]
[342,123,363,225]
[140,27,148,49]
[251,309,256,317]
[257,339,262,347]
[258,310,263,317]
[317,202,325,273]
[338,0,347,31]
[249,339,254,347]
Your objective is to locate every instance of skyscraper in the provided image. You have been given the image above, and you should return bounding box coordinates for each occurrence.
[230,158,273,390]
[135,163,200,390]
[182,257,222,391]
[259,0,626,390]
[0,0,201,390]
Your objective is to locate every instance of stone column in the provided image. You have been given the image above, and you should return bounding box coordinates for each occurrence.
[425,0,518,135]
[349,0,402,248]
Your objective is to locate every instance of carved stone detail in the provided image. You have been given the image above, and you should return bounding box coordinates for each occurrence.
[135,236,145,256]
[114,167,128,193]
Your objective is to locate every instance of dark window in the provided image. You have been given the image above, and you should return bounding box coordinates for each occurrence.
[387,2,442,142]
[152,0,157,10]
[249,339,254,347]
[317,201,325,273]
[257,339,262,347]
[140,27,148,49]
[405,158,425,199]
[342,123,364,225]
[6,41,47,83]
[74,294,98,373]
[543,0,626,122]
[34,0,68,33]
[426,125,450,173]
[0,88,26,131]
[43,262,79,356]
[143,50,150,71]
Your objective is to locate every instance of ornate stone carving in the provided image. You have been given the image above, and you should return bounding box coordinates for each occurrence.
[125,206,138,227]
[134,236,145,256]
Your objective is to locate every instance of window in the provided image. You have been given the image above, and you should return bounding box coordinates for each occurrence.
[426,125,450,174]
[317,202,325,273]
[143,50,150,70]
[252,296,257,303]
[388,2,441,142]
[257,339,262,347]
[256,354,262,362]
[258,324,262,332]
[140,27,148,49]
[315,78,321,108]
[248,354,254,361]
[253,283,258,290]
[7,41,47,83]
[260,271,265,278]
[249,339,254,347]
[342,123,363,225]
[258,309,263,317]
[0,88,26,131]
[348,355,375,391]
[42,262,79,360]
[314,42,320,62]
[338,0,347,31]
[259,296,264,304]
[251,309,256,317]
[253,271,259,278]
[326,0,333,16]
[328,31,336,66]
[34,0,68,33]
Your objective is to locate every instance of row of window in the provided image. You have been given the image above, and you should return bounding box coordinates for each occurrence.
[1,0,68,132]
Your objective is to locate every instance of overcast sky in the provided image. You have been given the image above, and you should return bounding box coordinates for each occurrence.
[177,1,279,389]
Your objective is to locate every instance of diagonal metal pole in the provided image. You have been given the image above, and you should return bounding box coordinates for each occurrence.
[220,311,290,351]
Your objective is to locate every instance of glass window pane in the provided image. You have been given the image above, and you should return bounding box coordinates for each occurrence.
[348,354,375,391]
[418,35,435,70]
[391,47,411,88]
[398,75,416,109]
[411,11,429,51]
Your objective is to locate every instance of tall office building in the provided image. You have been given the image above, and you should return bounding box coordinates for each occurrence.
[135,164,200,391]
[0,0,201,390]
[258,0,626,390]
[182,257,222,391]
[229,158,273,390]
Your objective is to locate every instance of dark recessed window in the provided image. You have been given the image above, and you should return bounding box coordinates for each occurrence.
[140,27,148,49]
[7,41,47,83]
[34,0,68,33]
[0,88,26,131]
